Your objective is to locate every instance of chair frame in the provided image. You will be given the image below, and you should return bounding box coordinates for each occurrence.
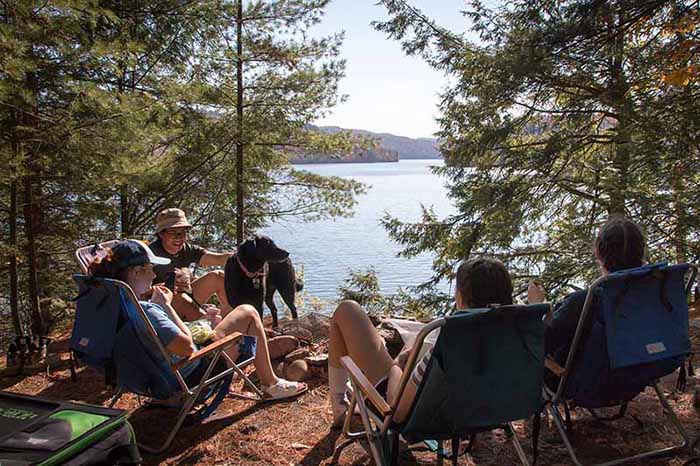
[543,264,699,466]
[74,242,263,454]
[331,315,533,466]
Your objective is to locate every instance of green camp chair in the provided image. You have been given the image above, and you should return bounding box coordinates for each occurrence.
[331,304,550,466]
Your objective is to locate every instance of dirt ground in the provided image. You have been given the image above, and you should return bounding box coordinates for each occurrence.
[3,316,700,466]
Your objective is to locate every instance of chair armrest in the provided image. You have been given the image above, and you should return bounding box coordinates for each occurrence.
[173,332,242,370]
[340,356,392,416]
[545,355,565,376]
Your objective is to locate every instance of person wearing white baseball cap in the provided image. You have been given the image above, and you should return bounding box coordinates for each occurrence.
[150,208,234,320]
[88,240,307,401]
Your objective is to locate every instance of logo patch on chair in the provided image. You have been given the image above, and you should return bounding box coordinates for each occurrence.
[645,342,666,355]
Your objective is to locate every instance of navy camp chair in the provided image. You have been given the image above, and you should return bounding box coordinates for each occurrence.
[544,262,699,465]
[71,242,262,453]
[332,304,550,466]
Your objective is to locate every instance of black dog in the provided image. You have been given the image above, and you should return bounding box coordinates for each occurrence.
[224,235,299,327]
[265,258,304,326]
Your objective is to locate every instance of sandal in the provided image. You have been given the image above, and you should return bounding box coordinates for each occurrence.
[262,378,308,401]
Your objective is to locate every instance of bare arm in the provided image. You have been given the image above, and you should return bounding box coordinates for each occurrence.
[152,285,195,357]
[199,250,234,268]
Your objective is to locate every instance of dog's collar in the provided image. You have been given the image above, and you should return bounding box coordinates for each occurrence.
[237,254,266,279]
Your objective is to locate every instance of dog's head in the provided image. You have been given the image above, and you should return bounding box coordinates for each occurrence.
[237,234,289,275]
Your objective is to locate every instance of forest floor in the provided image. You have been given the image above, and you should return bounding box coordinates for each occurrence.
[3,309,700,466]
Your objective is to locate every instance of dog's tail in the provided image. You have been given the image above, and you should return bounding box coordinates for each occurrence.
[295,278,304,292]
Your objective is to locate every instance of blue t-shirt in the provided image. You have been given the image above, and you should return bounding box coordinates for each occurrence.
[140,301,201,380]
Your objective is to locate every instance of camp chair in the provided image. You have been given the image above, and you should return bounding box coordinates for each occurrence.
[543,262,699,466]
[71,242,263,454]
[331,304,550,466]
[75,240,122,273]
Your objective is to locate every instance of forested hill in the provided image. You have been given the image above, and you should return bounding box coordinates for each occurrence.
[289,126,441,164]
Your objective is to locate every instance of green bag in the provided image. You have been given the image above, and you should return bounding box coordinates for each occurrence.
[401,304,547,442]
[0,392,140,465]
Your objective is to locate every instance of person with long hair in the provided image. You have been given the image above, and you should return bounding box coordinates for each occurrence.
[528,216,647,365]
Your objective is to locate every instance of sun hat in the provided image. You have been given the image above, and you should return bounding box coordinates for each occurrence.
[155,208,192,233]
[111,240,171,269]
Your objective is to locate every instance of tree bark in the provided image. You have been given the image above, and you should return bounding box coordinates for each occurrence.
[9,177,23,337]
[120,185,130,237]
[5,0,23,338]
[235,0,245,246]
[22,50,47,335]
[608,7,630,216]
[23,170,46,336]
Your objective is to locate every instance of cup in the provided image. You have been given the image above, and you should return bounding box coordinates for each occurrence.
[174,268,192,293]
[203,304,222,327]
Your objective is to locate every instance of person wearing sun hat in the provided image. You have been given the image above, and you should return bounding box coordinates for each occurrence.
[149,208,234,320]
[88,239,307,401]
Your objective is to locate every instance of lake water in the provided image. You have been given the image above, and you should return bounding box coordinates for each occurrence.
[262,159,454,311]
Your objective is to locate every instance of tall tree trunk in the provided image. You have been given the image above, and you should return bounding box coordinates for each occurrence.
[22,58,47,335]
[5,0,23,338]
[608,7,631,216]
[672,161,687,263]
[235,0,244,246]
[9,177,23,336]
[120,185,130,237]
[23,169,46,336]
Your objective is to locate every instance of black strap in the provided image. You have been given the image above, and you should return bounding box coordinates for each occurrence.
[658,270,674,313]
[689,353,695,377]
[451,435,460,465]
[677,363,688,391]
[532,408,543,465]
[610,276,634,335]
[564,401,574,435]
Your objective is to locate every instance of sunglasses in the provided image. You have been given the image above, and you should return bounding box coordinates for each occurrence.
[163,229,189,239]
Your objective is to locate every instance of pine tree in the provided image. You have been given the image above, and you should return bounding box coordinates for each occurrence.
[375,0,700,299]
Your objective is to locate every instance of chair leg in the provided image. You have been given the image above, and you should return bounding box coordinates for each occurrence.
[140,355,221,454]
[108,389,123,408]
[332,393,356,464]
[547,383,690,466]
[506,423,531,466]
[139,394,198,454]
[354,385,385,466]
[547,403,584,466]
[652,381,691,448]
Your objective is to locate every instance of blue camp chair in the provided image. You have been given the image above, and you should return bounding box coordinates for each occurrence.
[331,304,550,466]
[544,262,699,465]
[71,242,263,454]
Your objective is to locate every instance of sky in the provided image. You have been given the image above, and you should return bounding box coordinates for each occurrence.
[312,1,471,139]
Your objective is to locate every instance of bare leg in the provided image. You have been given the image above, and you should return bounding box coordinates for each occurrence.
[191,270,233,314]
[329,300,393,384]
[213,304,277,387]
[328,300,394,425]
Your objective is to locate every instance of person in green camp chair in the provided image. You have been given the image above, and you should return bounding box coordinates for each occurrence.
[327,257,514,427]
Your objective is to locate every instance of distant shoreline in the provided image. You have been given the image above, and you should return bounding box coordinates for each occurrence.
[290,155,442,165]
